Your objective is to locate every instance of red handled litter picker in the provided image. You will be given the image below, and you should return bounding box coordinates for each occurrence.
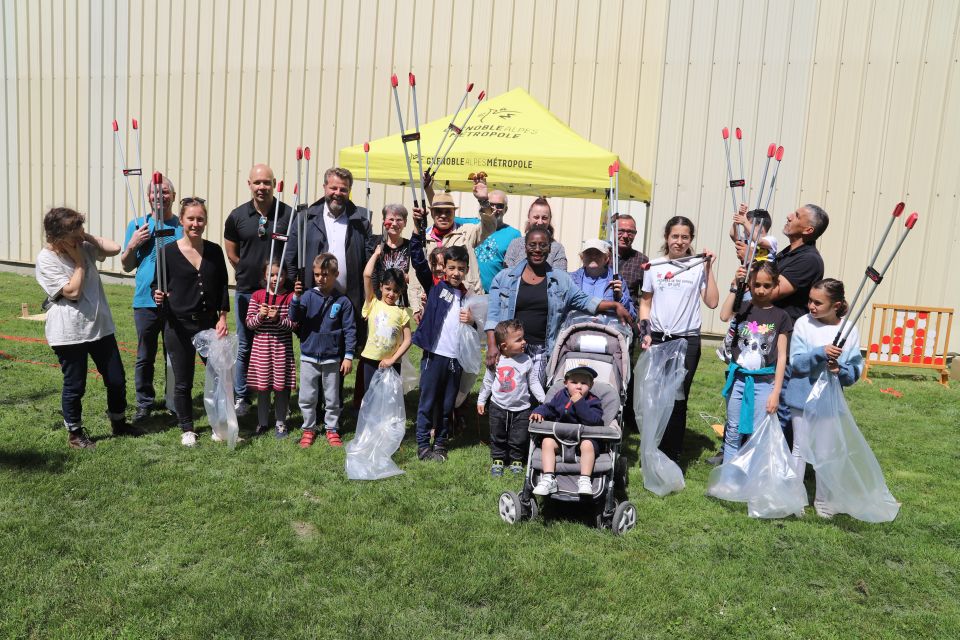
[391,73,427,228]
[111,119,146,228]
[265,180,284,303]
[424,83,485,183]
[834,203,918,348]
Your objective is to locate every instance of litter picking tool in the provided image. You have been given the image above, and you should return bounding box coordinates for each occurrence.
[408,74,428,213]
[266,180,284,304]
[275,183,298,297]
[132,119,151,222]
[755,143,777,210]
[151,171,175,295]
[763,146,785,211]
[363,141,371,221]
[295,147,304,211]
[391,74,424,223]
[664,255,710,280]
[613,160,621,277]
[303,146,311,209]
[721,127,744,240]
[834,204,917,348]
[640,253,708,271]
[111,119,144,227]
[426,82,473,174]
[426,86,485,182]
[735,127,747,207]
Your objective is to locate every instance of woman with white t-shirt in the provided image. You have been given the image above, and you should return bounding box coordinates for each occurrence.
[35,207,134,449]
[638,216,719,463]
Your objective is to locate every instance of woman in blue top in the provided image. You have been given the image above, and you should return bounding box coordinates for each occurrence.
[485,225,632,387]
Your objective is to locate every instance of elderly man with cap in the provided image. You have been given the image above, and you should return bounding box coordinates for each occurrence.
[408,191,496,315]
[224,164,293,415]
[568,238,637,321]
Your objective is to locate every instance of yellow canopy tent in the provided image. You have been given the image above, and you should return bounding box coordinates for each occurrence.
[338,88,651,202]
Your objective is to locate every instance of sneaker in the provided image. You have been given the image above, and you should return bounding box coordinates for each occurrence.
[133,406,151,423]
[706,453,724,466]
[211,431,224,443]
[715,346,731,364]
[418,446,437,461]
[234,399,251,417]
[532,475,557,496]
[67,428,96,450]
[433,446,448,462]
[577,476,593,495]
[111,419,141,437]
[490,460,505,477]
[509,461,524,475]
[275,423,289,439]
[181,431,197,447]
[299,430,317,448]
[254,424,270,437]
[325,430,343,447]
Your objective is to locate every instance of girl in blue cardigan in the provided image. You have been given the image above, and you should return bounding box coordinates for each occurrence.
[785,278,864,517]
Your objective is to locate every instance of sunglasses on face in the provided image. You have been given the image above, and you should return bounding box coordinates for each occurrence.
[490,203,506,210]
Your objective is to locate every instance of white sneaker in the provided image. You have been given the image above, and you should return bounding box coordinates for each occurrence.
[577,476,593,494]
[210,431,223,443]
[181,431,198,447]
[234,399,251,416]
[532,475,558,496]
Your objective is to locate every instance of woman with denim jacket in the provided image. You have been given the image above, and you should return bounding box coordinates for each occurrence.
[485,226,632,387]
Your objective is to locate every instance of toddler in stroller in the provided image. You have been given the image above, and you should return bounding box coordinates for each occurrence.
[498,314,636,535]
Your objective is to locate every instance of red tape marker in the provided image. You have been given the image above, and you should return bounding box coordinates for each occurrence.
[132,118,139,130]
[905,212,919,228]
[722,127,729,139]
[467,82,474,92]
[735,127,742,140]
[391,74,398,87]
[296,146,303,160]
[304,147,311,160]
[892,202,905,217]
[409,72,416,86]
[767,143,776,157]
[363,142,370,152]
[111,120,119,132]
[775,146,784,161]
[277,179,283,193]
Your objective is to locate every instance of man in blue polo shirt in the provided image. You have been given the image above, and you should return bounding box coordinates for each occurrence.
[120,175,183,422]
[454,180,520,292]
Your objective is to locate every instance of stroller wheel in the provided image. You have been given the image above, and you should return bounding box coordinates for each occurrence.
[525,497,539,521]
[498,491,521,525]
[612,501,637,536]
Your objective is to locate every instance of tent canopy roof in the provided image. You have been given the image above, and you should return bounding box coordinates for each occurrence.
[339,88,651,202]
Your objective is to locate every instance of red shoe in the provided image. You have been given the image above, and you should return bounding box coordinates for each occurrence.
[299,430,316,449]
[325,430,343,447]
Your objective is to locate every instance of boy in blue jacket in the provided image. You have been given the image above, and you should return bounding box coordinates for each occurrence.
[530,366,605,495]
[410,232,478,462]
[290,253,356,448]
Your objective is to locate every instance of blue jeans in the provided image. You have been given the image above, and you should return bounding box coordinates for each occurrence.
[133,306,166,408]
[723,376,773,461]
[233,291,253,401]
[415,353,462,450]
[51,334,127,428]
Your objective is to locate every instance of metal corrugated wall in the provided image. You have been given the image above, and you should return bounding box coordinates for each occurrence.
[2,0,958,350]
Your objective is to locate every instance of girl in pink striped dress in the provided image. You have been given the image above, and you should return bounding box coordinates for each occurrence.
[245,260,297,438]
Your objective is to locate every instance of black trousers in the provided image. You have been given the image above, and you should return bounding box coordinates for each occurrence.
[488,402,532,464]
[652,332,701,462]
[164,314,217,430]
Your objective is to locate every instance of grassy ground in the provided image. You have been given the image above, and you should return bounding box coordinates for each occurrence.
[0,270,958,639]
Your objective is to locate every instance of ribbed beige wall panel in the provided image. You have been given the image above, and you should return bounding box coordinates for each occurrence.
[3,0,957,350]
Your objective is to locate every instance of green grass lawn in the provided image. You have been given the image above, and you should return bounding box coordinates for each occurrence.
[0,270,958,639]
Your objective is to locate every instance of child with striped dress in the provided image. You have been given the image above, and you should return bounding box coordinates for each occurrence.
[245,260,297,438]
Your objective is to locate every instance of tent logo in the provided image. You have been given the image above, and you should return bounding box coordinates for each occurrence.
[478,107,521,123]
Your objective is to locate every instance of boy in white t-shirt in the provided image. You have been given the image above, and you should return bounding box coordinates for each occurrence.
[477,320,546,476]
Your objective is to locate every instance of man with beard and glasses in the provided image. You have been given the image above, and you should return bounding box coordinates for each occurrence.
[284,166,376,367]
[225,164,292,415]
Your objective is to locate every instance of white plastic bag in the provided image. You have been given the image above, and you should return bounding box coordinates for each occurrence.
[707,412,807,518]
[456,294,488,375]
[632,340,687,496]
[345,368,406,480]
[192,329,240,449]
[800,372,900,523]
[400,354,419,394]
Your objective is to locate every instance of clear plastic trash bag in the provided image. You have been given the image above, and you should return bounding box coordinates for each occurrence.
[456,294,488,375]
[400,354,419,394]
[800,372,900,523]
[192,329,240,448]
[632,340,687,496]
[345,368,406,480]
[707,412,807,518]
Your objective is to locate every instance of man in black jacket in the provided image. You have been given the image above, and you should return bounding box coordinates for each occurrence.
[285,166,375,353]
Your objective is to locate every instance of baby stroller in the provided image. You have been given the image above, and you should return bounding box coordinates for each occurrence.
[498,313,636,535]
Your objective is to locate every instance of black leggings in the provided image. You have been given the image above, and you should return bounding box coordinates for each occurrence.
[652,332,701,462]
[164,314,217,431]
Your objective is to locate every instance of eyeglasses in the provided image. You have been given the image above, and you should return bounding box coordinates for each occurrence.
[490,203,506,210]
[258,215,267,238]
[525,242,550,250]
[180,197,206,206]
[617,229,637,236]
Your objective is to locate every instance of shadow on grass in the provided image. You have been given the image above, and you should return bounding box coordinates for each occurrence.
[0,448,69,473]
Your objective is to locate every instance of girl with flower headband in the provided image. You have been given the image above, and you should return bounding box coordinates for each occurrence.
[717,260,793,461]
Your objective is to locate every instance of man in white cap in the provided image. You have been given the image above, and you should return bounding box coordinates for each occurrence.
[568,239,637,320]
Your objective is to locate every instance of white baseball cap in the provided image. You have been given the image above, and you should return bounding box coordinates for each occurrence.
[581,239,612,254]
